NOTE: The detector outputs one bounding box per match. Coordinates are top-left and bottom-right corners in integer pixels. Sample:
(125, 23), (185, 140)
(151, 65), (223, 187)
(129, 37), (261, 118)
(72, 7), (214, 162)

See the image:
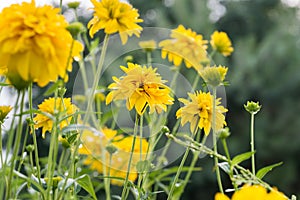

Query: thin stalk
(167, 125), (199, 200)
(121, 114), (139, 199)
(0, 125), (3, 166)
(212, 87), (223, 193)
(137, 115), (144, 189)
(250, 113), (255, 175)
(6, 90), (25, 199)
(29, 84), (42, 185)
(83, 34), (110, 125)
(105, 154), (112, 200)
(146, 52), (152, 66)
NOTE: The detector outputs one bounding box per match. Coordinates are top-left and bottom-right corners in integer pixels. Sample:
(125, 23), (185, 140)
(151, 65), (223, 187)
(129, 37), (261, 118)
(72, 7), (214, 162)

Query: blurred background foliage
(129, 0), (300, 198)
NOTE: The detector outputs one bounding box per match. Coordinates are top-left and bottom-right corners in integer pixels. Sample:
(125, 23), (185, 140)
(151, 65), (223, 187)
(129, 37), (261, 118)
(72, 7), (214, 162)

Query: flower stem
(212, 87), (223, 193)
(121, 114), (139, 199)
(250, 113), (255, 175)
(83, 34), (110, 126)
(29, 84), (42, 185)
(6, 90), (25, 199)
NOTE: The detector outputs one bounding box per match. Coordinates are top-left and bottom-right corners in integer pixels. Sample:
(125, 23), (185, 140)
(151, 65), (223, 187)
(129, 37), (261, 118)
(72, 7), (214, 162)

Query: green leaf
(231, 151), (255, 166)
(76, 174), (97, 200)
(43, 80), (63, 96)
(256, 162), (283, 179)
(0, 82), (10, 86)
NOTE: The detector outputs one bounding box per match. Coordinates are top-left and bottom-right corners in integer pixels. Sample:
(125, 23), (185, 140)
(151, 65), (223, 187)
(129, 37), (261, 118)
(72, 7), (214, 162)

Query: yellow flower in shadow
(79, 127), (149, 186)
(159, 25), (209, 71)
(210, 31), (234, 56)
(0, 1), (83, 89)
(33, 98), (79, 138)
(215, 185), (288, 200)
(88, 0), (143, 45)
(0, 105), (12, 123)
(176, 91), (227, 135)
(106, 62), (174, 115)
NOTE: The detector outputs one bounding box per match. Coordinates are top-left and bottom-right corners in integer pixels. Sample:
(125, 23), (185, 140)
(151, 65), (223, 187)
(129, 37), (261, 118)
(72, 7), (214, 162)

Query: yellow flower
(106, 62), (174, 115)
(215, 185), (288, 200)
(210, 31), (234, 56)
(33, 98), (79, 138)
(0, 1), (83, 89)
(159, 25), (209, 71)
(176, 91), (227, 135)
(138, 40), (157, 52)
(0, 105), (12, 123)
(88, 0), (143, 45)
(214, 193), (230, 200)
(79, 127), (149, 186)
(199, 65), (228, 87)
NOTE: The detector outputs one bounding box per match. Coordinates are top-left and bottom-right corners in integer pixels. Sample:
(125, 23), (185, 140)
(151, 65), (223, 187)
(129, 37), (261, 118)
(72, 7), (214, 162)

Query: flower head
(79, 127), (149, 186)
(176, 91), (227, 135)
(0, 1), (83, 89)
(33, 98), (79, 138)
(159, 25), (209, 71)
(88, 0), (143, 45)
(199, 65), (228, 87)
(106, 63), (174, 115)
(0, 105), (12, 123)
(210, 31), (234, 56)
(215, 185), (288, 200)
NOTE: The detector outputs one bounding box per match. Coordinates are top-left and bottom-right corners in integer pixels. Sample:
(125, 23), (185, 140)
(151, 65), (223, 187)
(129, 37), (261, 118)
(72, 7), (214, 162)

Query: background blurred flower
(210, 31), (234, 57)
(106, 62), (174, 115)
(79, 127), (149, 186)
(176, 91), (227, 135)
(88, 0), (143, 44)
(138, 40), (157, 52)
(33, 98), (79, 138)
(159, 25), (209, 71)
(0, 1), (83, 89)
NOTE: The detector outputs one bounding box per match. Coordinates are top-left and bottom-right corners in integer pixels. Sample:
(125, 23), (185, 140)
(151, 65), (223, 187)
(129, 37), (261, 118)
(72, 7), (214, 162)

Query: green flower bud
(218, 127), (231, 139)
(67, 1), (80, 9)
(26, 144), (35, 152)
(106, 144), (118, 155)
(66, 22), (86, 38)
(161, 126), (170, 134)
(124, 55), (134, 63)
(244, 101), (261, 114)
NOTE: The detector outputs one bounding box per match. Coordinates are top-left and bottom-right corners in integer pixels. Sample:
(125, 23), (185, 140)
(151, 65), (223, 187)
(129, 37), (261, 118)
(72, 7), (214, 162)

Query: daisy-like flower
(199, 65), (228, 87)
(79, 127), (149, 186)
(176, 91), (227, 135)
(214, 185), (288, 200)
(0, 105), (12, 123)
(88, 0), (143, 45)
(106, 62), (174, 115)
(0, 1), (83, 89)
(210, 31), (234, 57)
(159, 25), (209, 71)
(33, 98), (79, 138)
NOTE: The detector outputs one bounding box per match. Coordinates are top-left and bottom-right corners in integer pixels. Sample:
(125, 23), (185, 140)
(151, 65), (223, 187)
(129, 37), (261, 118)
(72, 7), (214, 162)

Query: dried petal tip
(244, 101), (261, 114)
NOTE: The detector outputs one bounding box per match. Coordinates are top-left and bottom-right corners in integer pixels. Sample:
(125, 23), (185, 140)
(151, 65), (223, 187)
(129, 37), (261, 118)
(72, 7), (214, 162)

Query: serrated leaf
(76, 174), (97, 200)
(231, 151), (254, 166)
(256, 162), (283, 179)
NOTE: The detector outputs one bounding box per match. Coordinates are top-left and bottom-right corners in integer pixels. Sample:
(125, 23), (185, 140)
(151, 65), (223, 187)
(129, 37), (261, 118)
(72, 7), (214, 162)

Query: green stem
(250, 113), (255, 175)
(6, 90), (25, 199)
(83, 34), (110, 126)
(0, 125), (3, 167)
(167, 146), (190, 200)
(212, 87), (223, 193)
(29, 84), (42, 185)
(221, 138), (237, 190)
(121, 114), (139, 199)
(146, 51), (152, 66)
(105, 154), (112, 200)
